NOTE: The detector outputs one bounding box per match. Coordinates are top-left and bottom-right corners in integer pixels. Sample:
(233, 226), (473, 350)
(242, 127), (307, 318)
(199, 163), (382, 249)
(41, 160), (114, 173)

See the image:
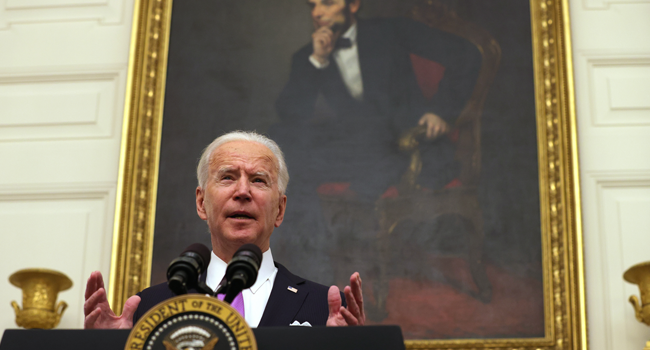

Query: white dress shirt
(205, 249), (278, 328)
(309, 24), (364, 100)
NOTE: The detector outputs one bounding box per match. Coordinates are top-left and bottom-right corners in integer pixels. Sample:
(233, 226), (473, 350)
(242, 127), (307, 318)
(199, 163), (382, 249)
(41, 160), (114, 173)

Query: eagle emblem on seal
(162, 325), (219, 350)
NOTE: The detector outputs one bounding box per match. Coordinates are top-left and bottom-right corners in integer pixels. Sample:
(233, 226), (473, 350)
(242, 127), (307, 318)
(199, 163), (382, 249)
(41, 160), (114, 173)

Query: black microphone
(216, 244), (262, 304)
(167, 243), (212, 296)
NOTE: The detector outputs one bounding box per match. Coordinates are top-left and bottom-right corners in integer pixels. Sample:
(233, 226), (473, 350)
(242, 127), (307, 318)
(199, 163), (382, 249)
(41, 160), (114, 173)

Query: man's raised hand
(83, 271), (140, 329)
(311, 26), (335, 65)
(326, 272), (365, 326)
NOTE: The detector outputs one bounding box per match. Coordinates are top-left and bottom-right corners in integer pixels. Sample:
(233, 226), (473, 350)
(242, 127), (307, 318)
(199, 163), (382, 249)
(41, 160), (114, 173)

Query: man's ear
(196, 187), (208, 221)
(274, 195), (287, 227)
(349, 0), (361, 15)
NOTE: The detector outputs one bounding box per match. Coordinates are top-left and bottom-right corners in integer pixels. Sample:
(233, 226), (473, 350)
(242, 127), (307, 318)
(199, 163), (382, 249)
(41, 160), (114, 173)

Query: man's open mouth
(229, 212), (254, 220)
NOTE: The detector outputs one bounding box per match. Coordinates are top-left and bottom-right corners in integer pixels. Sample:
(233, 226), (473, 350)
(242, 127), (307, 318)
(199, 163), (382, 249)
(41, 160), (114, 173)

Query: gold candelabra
(10, 268), (72, 329)
(624, 261), (650, 350)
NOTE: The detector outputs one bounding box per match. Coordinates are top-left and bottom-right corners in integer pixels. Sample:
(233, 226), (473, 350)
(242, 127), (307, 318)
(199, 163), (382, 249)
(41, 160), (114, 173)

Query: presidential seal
(124, 295), (256, 350)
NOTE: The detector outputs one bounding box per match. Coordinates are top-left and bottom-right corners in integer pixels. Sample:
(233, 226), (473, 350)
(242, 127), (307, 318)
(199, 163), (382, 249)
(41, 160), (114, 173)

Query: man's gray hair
(196, 131), (290, 194)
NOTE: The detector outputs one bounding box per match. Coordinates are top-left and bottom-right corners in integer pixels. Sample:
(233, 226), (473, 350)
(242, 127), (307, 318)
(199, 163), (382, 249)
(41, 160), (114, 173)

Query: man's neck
(212, 241), (269, 262)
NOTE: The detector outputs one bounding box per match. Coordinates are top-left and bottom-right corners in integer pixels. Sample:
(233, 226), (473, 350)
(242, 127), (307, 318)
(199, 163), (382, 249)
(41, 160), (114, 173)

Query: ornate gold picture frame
(109, 0), (586, 348)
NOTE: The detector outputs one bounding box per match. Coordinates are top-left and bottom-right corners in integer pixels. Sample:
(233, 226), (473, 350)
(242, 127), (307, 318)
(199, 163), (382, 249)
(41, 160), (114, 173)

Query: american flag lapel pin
(287, 286), (298, 293)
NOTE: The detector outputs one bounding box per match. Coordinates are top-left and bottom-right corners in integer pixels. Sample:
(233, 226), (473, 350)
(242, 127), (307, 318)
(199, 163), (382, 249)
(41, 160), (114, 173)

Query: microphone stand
(196, 281), (214, 296)
(215, 281), (244, 304)
(215, 271), (248, 304)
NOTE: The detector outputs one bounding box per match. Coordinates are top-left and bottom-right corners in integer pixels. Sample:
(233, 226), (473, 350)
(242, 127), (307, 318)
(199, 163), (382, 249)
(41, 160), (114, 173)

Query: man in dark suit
(83, 131), (365, 328)
(273, 0), (480, 198)
(269, 0), (480, 290)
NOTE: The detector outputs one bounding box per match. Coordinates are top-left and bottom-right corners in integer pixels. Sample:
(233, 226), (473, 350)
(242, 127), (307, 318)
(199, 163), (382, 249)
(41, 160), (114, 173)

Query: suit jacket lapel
(258, 263), (308, 327)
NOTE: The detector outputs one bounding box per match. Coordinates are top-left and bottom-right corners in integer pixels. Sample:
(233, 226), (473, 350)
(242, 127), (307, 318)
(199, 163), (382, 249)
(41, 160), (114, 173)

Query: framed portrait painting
(109, 0), (586, 348)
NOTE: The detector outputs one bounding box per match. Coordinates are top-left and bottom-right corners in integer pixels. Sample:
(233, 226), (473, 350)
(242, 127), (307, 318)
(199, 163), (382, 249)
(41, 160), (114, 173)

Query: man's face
(308, 0), (359, 33)
(196, 141), (287, 258)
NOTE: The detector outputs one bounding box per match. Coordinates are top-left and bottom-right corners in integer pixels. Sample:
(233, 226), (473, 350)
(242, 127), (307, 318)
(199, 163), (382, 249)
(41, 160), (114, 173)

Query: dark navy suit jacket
(133, 262), (344, 327)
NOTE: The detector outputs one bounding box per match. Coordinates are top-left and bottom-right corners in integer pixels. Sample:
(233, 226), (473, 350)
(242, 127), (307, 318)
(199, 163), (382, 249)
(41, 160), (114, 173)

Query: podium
(0, 326), (405, 350)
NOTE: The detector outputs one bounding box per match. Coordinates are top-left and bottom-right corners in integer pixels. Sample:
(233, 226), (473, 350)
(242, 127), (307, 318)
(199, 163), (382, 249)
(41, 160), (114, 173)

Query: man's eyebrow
(216, 166), (236, 176)
(252, 171), (271, 178)
(216, 168), (272, 179)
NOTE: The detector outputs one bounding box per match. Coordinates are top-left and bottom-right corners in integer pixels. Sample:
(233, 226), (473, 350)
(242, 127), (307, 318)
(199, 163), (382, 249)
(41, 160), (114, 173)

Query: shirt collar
(250, 248), (276, 293)
(206, 248), (276, 294)
(341, 23), (357, 45)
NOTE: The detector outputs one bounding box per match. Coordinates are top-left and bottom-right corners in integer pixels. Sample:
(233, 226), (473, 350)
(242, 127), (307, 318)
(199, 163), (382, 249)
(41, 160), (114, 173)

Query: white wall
(0, 0), (134, 331)
(570, 0), (650, 349)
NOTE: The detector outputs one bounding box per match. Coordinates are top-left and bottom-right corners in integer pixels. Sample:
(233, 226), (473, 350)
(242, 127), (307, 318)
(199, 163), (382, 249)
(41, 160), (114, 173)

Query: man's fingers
(313, 26), (334, 55)
(120, 295), (141, 328)
(322, 35), (332, 49)
(340, 307), (359, 326)
(83, 292), (138, 329)
(343, 286), (361, 320)
(425, 118), (436, 138)
(328, 285), (342, 316)
(350, 273), (362, 299)
(83, 288), (106, 316)
(317, 26), (333, 36)
(314, 33), (329, 44)
(321, 37), (331, 50)
(328, 276), (365, 327)
(85, 271), (104, 300)
(84, 308), (101, 329)
(418, 113), (450, 139)
(341, 272), (365, 325)
(350, 273), (364, 321)
(433, 125), (441, 137)
(313, 30), (333, 43)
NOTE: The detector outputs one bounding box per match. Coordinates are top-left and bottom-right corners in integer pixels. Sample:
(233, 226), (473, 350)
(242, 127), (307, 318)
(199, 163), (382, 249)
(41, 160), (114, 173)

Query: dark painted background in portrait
(151, 0), (542, 339)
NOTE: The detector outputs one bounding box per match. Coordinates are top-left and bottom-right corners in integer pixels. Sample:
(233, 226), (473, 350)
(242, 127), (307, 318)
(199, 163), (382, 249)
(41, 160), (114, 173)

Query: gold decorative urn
(10, 268), (72, 329)
(623, 261), (650, 350)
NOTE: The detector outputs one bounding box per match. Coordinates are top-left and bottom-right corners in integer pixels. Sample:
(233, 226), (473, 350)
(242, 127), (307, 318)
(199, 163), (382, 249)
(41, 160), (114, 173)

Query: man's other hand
(84, 271), (140, 329)
(311, 26), (335, 65)
(326, 272), (365, 326)
(418, 113), (450, 139)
